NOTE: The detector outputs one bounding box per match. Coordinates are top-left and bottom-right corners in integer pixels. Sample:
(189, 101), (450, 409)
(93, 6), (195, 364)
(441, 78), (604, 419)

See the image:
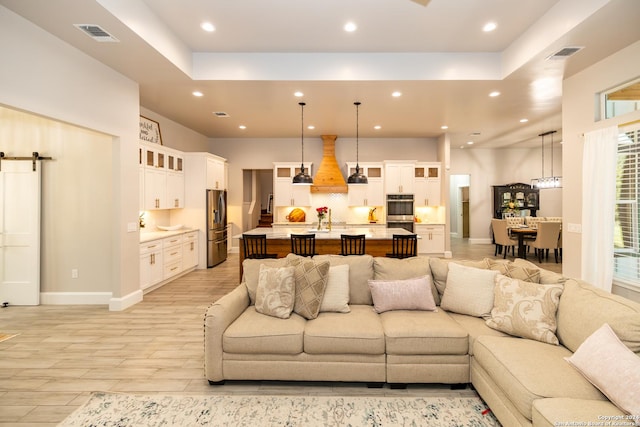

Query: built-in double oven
(386, 194), (414, 233)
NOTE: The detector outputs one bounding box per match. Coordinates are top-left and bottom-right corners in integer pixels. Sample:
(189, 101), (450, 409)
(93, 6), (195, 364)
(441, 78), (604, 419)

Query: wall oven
(386, 194), (414, 233)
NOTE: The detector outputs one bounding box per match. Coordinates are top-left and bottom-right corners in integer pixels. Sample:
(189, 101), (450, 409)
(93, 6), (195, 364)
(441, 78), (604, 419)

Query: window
(602, 78), (640, 120)
(614, 124), (640, 288)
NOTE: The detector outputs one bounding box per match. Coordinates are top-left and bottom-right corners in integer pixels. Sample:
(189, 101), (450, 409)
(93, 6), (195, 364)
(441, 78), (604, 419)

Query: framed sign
(139, 116), (162, 145)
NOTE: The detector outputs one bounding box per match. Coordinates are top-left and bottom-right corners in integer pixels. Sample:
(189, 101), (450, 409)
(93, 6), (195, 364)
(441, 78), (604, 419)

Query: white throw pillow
(319, 264), (351, 313)
(254, 265), (295, 319)
(440, 262), (498, 318)
(565, 323), (640, 419)
(368, 276), (437, 314)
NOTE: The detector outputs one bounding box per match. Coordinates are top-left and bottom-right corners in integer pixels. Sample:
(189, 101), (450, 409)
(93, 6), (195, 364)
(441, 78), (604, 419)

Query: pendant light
(347, 101), (368, 184)
(531, 130), (562, 189)
(292, 101), (313, 185)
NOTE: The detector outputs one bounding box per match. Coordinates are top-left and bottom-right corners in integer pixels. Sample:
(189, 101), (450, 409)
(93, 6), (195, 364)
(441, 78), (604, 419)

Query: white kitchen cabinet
(346, 162), (384, 207)
(163, 234), (183, 280)
(182, 231), (198, 270)
(206, 157), (226, 190)
(166, 171), (184, 208)
(415, 224), (445, 254)
(384, 162), (415, 194)
(273, 163), (312, 207)
(140, 143), (185, 210)
(414, 163), (441, 206)
(140, 240), (163, 290)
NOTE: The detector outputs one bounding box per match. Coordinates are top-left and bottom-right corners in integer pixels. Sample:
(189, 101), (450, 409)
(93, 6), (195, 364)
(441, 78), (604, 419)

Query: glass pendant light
(292, 102), (313, 185)
(347, 101), (368, 184)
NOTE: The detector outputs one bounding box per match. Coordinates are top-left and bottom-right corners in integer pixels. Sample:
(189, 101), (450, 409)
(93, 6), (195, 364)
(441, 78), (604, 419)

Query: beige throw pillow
(319, 264), (350, 313)
(287, 258), (330, 320)
(486, 275), (563, 345)
(565, 323), (640, 418)
(488, 260), (541, 283)
(368, 275), (437, 314)
(429, 258), (491, 298)
(254, 265), (295, 319)
(440, 263), (498, 318)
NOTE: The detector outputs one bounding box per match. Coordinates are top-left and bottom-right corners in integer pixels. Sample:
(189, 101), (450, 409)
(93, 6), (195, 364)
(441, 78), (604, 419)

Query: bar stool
(242, 234), (277, 259)
(386, 234), (417, 259)
(340, 234), (366, 255)
(290, 233), (316, 257)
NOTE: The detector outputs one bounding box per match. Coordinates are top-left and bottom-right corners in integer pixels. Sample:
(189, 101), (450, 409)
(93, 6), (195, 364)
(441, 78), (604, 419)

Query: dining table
(508, 227), (538, 259)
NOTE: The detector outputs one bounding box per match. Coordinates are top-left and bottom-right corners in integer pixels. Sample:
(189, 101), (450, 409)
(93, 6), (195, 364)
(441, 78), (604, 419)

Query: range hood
(311, 135), (348, 193)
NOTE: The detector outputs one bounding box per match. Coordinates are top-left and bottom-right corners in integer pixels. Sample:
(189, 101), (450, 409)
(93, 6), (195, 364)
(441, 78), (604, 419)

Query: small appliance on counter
(206, 189), (227, 267)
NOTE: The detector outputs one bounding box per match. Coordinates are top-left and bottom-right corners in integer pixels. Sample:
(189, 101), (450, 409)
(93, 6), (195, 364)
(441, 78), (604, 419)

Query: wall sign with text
(139, 116), (162, 145)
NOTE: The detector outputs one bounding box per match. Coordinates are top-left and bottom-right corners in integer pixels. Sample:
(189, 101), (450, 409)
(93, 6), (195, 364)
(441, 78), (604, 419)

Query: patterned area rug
(59, 392), (501, 426)
(0, 333), (17, 343)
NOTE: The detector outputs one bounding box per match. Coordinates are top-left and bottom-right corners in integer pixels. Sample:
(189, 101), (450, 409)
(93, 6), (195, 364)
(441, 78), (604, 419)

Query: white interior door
(0, 160), (41, 305)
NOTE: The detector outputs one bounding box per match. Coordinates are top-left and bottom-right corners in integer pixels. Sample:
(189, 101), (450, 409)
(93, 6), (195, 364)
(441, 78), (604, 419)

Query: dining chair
(491, 219), (518, 259)
(290, 233), (317, 257)
(505, 216), (524, 229)
(386, 234), (417, 259)
(527, 221), (562, 263)
(242, 234), (277, 260)
(340, 234), (366, 255)
(525, 216), (544, 229)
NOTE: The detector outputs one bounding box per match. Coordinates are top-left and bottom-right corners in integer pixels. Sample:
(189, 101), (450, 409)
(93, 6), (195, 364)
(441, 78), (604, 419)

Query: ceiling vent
(213, 112), (230, 118)
(546, 46), (583, 60)
(74, 24), (119, 42)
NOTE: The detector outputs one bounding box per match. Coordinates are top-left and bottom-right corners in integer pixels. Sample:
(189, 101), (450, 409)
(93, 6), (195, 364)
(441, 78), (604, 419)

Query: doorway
(450, 175), (470, 239)
(242, 169), (273, 231)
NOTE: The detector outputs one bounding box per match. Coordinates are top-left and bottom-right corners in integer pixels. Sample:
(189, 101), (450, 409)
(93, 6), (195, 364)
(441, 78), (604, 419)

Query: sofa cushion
(429, 258), (491, 298)
(473, 335), (605, 421)
(255, 265), (296, 319)
(368, 276), (437, 313)
(313, 255), (374, 305)
(223, 307), (306, 354)
(440, 263), (498, 318)
(488, 260), (541, 283)
(286, 257), (330, 320)
(565, 323), (640, 416)
(319, 264), (350, 313)
(304, 305), (385, 355)
(513, 258), (567, 285)
(532, 398), (626, 427)
(447, 312), (508, 356)
(380, 309), (468, 355)
(486, 275), (563, 345)
(373, 256), (439, 304)
(557, 279), (640, 355)
(242, 258), (289, 304)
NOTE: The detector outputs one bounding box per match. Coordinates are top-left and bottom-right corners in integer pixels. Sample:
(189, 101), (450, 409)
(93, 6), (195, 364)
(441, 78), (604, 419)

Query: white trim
(468, 238), (493, 245)
(444, 251), (453, 259)
(109, 289), (143, 311)
(40, 291), (112, 305)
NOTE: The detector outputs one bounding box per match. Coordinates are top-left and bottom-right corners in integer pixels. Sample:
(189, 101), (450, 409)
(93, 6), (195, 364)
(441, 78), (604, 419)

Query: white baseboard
(109, 289), (143, 311)
(468, 238), (493, 245)
(40, 292), (112, 305)
(444, 251), (453, 258)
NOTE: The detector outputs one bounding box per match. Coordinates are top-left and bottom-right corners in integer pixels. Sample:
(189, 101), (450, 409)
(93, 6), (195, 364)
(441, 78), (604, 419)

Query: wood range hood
(311, 135), (348, 193)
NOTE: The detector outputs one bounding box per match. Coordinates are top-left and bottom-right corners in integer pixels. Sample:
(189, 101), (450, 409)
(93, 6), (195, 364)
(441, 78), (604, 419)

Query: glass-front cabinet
(492, 183), (539, 218)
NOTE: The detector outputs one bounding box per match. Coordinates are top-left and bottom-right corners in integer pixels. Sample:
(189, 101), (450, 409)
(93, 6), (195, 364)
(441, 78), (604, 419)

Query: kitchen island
(235, 227), (415, 276)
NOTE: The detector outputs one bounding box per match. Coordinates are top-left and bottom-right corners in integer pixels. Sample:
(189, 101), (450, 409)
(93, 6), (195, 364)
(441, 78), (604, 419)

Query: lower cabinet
(140, 230), (199, 292)
(140, 240), (163, 290)
(182, 231), (198, 270)
(416, 224), (445, 254)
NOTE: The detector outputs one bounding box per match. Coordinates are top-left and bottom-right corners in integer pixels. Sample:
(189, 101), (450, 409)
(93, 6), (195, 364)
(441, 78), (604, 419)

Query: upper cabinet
(346, 162), (384, 207)
(273, 163), (312, 207)
(384, 161), (415, 194)
(492, 183), (539, 218)
(140, 143), (184, 210)
(414, 162), (441, 206)
(206, 156), (226, 190)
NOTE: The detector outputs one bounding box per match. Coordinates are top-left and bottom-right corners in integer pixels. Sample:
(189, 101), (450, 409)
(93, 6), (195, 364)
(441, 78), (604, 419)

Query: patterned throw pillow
(255, 265), (295, 319)
(287, 258), (330, 320)
(488, 260), (541, 283)
(486, 275), (563, 345)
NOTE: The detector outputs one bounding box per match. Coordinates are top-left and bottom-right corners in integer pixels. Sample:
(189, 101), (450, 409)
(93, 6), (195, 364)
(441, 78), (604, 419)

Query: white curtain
(581, 126), (619, 291)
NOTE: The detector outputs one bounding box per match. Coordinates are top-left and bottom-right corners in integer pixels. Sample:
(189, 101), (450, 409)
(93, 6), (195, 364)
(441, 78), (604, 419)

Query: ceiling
(2, 0), (640, 148)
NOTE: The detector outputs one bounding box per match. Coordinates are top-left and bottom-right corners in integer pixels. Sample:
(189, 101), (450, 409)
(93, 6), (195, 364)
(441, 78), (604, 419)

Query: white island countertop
(234, 227), (415, 240)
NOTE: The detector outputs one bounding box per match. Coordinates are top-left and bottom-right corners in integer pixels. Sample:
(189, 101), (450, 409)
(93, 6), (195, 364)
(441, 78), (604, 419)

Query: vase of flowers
(316, 206), (328, 230)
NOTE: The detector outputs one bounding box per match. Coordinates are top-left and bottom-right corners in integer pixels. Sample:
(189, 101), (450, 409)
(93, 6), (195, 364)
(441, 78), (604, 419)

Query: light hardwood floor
(0, 238), (560, 425)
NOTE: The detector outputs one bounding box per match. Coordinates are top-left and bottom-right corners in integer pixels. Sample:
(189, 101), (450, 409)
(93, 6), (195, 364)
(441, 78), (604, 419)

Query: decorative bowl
(157, 224), (183, 231)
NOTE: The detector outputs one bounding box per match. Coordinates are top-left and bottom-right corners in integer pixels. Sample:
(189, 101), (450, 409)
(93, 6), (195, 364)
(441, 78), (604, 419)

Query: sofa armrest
(204, 284), (250, 382)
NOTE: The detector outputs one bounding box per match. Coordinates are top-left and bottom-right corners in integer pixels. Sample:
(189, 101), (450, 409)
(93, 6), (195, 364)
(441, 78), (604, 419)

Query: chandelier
(531, 130), (562, 189)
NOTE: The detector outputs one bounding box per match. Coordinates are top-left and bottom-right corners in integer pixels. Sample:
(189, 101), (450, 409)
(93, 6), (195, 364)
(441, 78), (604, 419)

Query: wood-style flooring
(0, 238), (560, 425)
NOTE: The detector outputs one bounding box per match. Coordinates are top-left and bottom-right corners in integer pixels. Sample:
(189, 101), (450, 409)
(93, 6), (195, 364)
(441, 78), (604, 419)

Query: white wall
(140, 107), (209, 153)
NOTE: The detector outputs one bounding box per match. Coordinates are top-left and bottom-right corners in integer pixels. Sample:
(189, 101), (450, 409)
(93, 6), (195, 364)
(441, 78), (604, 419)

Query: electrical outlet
(71, 269), (78, 279)
(567, 223), (582, 233)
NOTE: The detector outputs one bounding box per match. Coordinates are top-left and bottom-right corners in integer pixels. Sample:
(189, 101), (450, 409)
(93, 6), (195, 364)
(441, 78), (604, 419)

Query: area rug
(0, 333), (17, 343)
(59, 392), (500, 426)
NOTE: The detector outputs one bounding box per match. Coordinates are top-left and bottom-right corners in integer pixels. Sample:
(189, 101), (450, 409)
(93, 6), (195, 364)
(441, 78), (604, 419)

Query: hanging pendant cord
(299, 102), (305, 169)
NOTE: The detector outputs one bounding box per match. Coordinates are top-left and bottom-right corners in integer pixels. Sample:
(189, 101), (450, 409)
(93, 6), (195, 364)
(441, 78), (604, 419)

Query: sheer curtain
(581, 126), (619, 291)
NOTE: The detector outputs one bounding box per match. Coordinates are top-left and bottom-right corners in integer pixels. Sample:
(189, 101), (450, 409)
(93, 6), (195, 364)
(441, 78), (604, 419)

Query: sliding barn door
(0, 161), (41, 305)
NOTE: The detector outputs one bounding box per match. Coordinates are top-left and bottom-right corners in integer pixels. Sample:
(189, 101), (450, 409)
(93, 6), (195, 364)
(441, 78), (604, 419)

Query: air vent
(546, 46), (583, 60)
(213, 112), (230, 118)
(74, 24), (119, 42)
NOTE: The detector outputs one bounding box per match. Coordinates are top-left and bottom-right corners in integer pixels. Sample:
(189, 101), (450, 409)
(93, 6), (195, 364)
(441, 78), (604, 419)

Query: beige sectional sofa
(204, 254), (640, 427)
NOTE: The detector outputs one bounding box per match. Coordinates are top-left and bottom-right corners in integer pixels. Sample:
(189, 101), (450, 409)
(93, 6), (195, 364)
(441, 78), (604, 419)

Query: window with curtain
(614, 124), (640, 289)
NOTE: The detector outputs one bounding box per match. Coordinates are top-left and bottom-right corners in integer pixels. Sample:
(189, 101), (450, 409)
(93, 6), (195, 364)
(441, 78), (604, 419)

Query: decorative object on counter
(531, 130), (562, 189)
(368, 207), (377, 223)
(292, 102), (313, 185)
(316, 206), (328, 230)
(286, 208), (306, 222)
(347, 101), (368, 184)
(139, 212), (145, 228)
(157, 224), (183, 231)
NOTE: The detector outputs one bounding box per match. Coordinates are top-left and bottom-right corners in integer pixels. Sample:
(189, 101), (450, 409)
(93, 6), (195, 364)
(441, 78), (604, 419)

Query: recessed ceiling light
(238, 125), (246, 130)
(374, 125), (382, 130)
(467, 141), (474, 145)
(489, 91), (500, 97)
(294, 91), (304, 97)
(483, 22), (497, 32)
(392, 91), (402, 97)
(201, 22), (215, 32)
(192, 91), (203, 97)
(441, 125), (448, 130)
(344, 22), (357, 32)
(307, 125), (315, 130)
(520, 118), (529, 123)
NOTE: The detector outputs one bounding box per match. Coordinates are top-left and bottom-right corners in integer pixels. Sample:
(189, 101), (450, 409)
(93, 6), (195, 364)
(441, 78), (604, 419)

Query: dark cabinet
(492, 183), (539, 218)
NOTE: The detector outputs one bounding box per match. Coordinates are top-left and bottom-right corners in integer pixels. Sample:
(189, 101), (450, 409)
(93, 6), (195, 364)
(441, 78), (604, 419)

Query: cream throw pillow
(486, 275), (563, 345)
(319, 264), (350, 313)
(287, 258), (330, 320)
(254, 265), (295, 319)
(440, 263), (498, 318)
(565, 323), (640, 418)
(368, 275), (437, 314)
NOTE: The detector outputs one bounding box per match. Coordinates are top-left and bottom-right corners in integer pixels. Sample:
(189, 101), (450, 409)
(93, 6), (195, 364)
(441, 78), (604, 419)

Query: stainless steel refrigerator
(206, 189), (227, 267)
